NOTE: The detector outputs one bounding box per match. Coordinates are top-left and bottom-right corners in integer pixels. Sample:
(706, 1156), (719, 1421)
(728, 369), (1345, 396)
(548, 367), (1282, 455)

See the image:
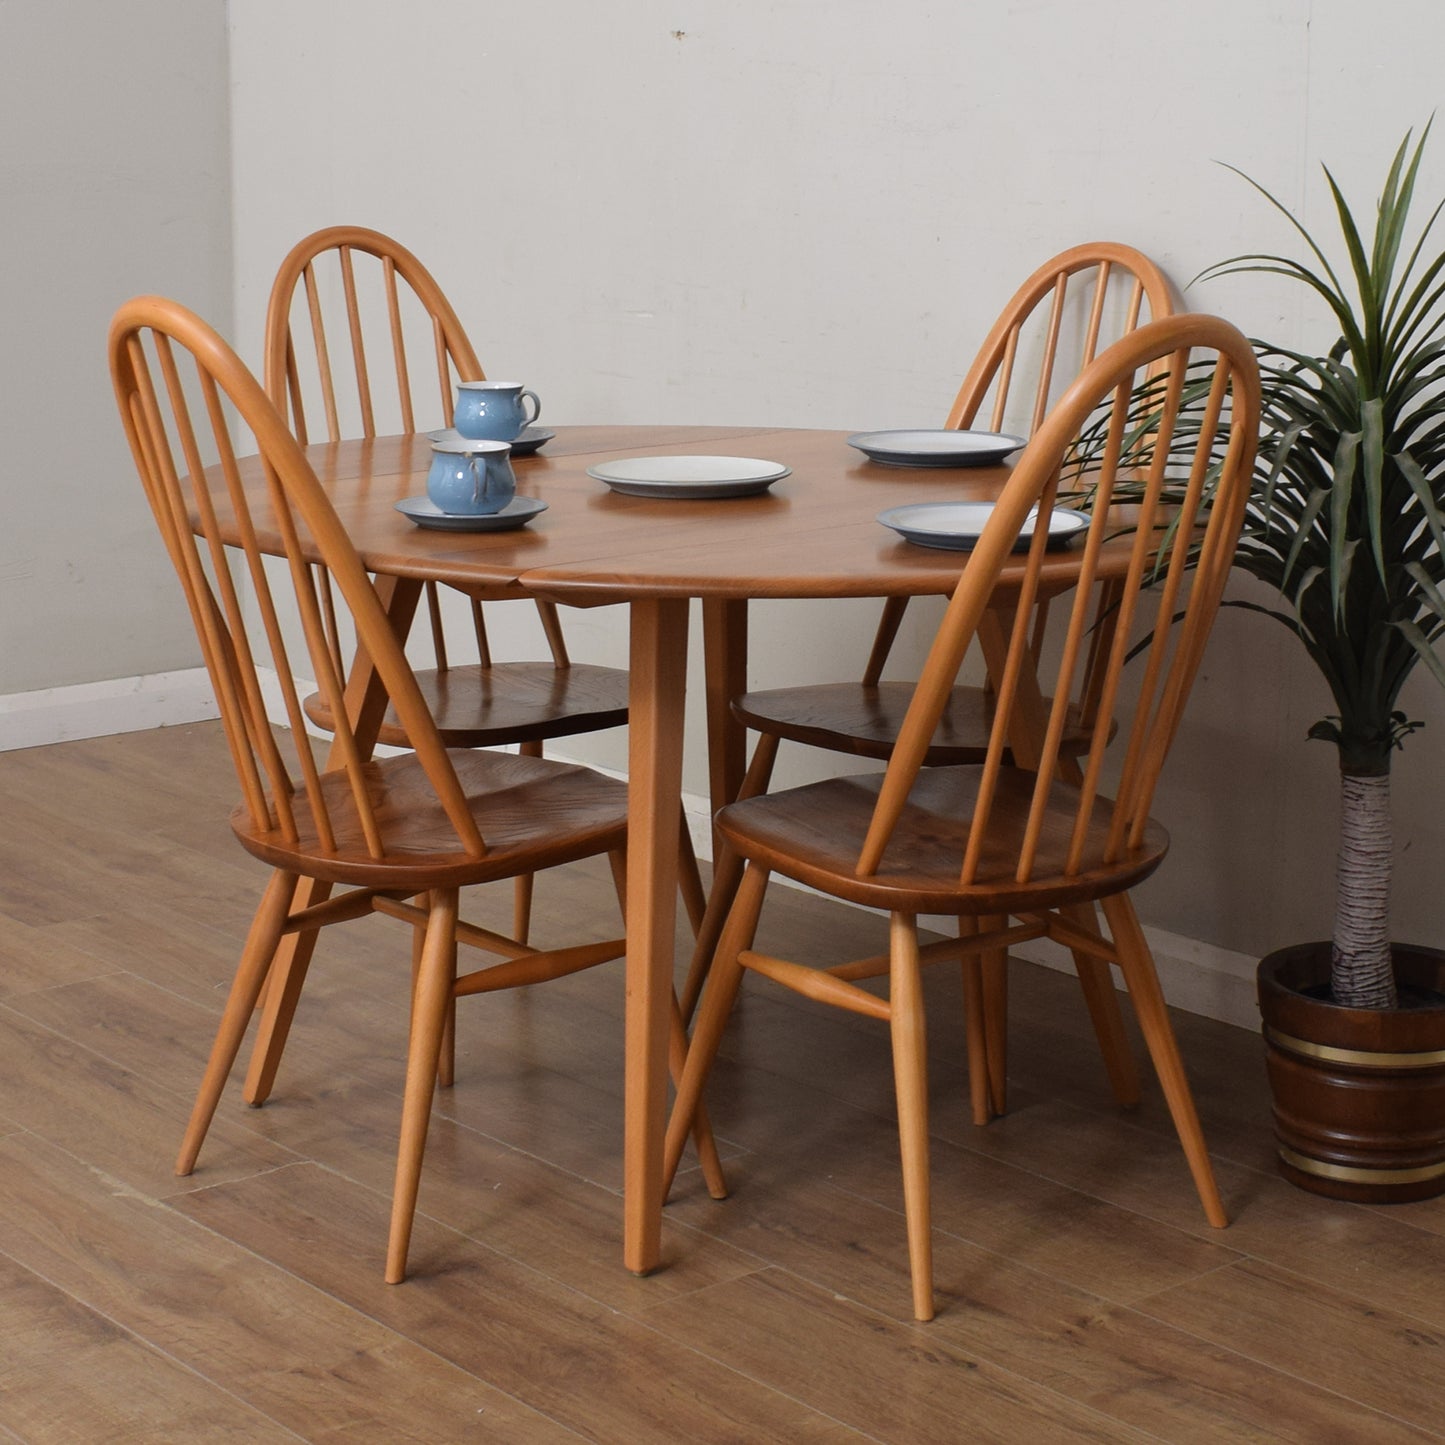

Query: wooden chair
(259, 227), (705, 1100)
(666, 313), (1260, 1320)
(264, 225), (636, 940)
(109, 294), (720, 1283)
(684, 244), (1177, 1118)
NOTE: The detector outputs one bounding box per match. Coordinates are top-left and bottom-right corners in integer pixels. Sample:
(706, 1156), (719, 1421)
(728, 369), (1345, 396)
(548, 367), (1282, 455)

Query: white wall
(225, 0), (1445, 968)
(0, 0), (231, 694)
(12, 1), (1443, 980)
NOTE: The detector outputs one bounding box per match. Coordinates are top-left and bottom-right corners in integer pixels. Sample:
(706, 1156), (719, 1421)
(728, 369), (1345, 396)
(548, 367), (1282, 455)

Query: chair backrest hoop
(263, 226), (572, 673)
(263, 224), (485, 445)
(860, 243), (1175, 689)
(946, 241), (1176, 438)
(858, 313), (1259, 888)
(109, 293), (487, 861)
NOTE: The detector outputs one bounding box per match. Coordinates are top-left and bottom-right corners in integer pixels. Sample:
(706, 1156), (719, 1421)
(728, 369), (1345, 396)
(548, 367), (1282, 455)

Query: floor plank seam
(0, 959), (131, 1005)
(0, 994), (267, 1130)
(144, 1168), (590, 1438)
(1143, 1247), (1445, 1348)
(1025, 1089), (1281, 1176)
(937, 1287), (1433, 1445)
(910, 1124), (1254, 1247)
(942, 1088), (1445, 1259)
(423, 1102), (639, 1198)
(636, 1264), (1176, 1445)
(0, 1227), (310, 1443)
(814, 1161), (1254, 1312)
(810, 1172), (1236, 1316)
(159, 1154), (315, 1200)
(623, 1273), (894, 1444)
(1125, 1250), (1445, 1439)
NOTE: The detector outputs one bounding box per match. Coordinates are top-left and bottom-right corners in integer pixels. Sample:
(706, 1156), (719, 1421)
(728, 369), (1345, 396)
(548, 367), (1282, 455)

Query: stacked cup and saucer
(395, 382), (552, 532)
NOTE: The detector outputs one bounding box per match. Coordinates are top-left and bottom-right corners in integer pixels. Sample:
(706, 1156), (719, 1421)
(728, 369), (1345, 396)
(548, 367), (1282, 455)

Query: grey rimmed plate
(587, 455), (791, 499)
(877, 502), (1087, 552)
(848, 429), (1025, 468)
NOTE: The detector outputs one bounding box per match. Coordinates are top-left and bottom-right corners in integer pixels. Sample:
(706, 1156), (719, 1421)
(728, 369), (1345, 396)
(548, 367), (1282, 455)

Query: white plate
(877, 502), (1088, 552)
(586, 455), (791, 499)
(426, 426), (556, 456)
(395, 495), (548, 532)
(848, 429), (1025, 469)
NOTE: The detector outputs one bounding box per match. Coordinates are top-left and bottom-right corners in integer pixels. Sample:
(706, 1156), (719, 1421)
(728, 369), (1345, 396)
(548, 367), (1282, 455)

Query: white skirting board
(994, 924), (1260, 1031)
(0, 668), (1259, 1030)
(0, 668), (219, 752)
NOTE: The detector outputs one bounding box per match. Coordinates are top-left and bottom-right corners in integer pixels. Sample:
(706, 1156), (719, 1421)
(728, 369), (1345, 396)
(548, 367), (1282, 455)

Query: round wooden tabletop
(278, 424), (1121, 605)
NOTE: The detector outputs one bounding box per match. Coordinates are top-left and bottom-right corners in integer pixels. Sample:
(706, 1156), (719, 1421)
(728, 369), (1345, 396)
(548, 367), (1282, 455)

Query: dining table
(230, 421), (1132, 1276)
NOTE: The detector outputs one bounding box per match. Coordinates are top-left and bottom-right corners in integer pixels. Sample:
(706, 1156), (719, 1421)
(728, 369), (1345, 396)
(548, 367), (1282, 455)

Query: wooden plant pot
(1258, 942), (1445, 1203)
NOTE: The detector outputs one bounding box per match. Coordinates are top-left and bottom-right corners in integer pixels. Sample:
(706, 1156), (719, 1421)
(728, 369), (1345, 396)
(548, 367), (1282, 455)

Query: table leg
(625, 597), (689, 1274)
(977, 606), (1048, 773)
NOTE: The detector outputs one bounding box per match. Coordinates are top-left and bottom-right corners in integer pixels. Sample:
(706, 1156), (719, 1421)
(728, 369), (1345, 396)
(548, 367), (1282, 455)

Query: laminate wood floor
(0, 723), (1441, 1442)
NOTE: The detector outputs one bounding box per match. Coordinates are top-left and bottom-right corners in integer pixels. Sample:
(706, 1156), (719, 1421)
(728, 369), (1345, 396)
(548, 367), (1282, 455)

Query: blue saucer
(395, 495), (548, 532)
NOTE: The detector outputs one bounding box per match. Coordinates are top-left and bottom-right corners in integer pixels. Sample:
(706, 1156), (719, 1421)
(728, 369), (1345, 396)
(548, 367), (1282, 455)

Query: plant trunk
(1331, 768), (1398, 1009)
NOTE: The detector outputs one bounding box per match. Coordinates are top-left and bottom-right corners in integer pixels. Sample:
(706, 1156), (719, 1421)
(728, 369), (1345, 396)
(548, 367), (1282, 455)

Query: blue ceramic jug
(426, 438), (516, 514)
(453, 381), (542, 441)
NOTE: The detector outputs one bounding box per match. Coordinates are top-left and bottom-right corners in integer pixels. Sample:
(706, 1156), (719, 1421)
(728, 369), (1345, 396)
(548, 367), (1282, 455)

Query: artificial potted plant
(1201, 129), (1445, 1201)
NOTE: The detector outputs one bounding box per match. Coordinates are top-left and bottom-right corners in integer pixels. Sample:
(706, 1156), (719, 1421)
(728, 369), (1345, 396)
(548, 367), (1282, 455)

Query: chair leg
(889, 912), (934, 1323)
(979, 915), (1009, 1116)
(679, 731), (779, 1023)
(513, 740), (544, 945)
(609, 847), (726, 1197)
(677, 819), (707, 937)
(242, 877), (326, 1106)
(387, 888), (459, 1284)
(607, 847), (628, 920)
(410, 915), (457, 1090)
(511, 872), (535, 948)
(1061, 901), (1141, 1108)
(177, 870), (297, 1175)
(670, 994), (729, 1200)
(664, 864), (770, 1195)
(958, 918), (993, 1126)
(1099, 892), (1227, 1228)
(680, 843), (744, 1023)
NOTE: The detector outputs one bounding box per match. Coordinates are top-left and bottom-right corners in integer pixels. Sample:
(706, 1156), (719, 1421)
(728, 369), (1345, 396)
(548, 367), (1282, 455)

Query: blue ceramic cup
(426, 437), (516, 515)
(453, 381), (542, 441)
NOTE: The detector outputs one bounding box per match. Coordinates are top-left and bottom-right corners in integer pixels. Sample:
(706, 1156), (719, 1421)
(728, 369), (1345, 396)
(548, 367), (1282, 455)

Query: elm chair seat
(233, 749), (629, 888)
(731, 681), (1100, 766)
(302, 659), (631, 750)
(714, 767), (1170, 916)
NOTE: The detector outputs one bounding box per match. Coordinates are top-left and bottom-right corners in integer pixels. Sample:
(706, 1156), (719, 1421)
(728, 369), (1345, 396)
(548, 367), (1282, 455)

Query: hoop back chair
(265, 225), (630, 761)
(687, 244), (1177, 1114)
(259, 229), (714, 1098)
(667, 313), (1260, 1321)
(109, 294), (715, 1283)
(732, 242), (1175, 769)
